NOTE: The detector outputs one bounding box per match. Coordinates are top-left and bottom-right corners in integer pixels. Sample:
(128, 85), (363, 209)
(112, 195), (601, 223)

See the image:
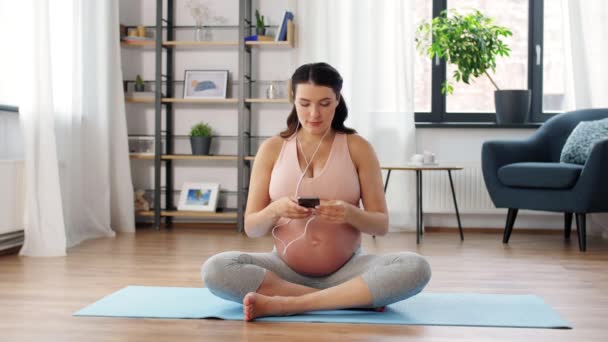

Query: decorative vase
(494, 90), (531, 124)
(194, 24), (205, 41)
(256, 27), (266, 36)
(266, 83), (277, 99)
(190, 136), (211, 155)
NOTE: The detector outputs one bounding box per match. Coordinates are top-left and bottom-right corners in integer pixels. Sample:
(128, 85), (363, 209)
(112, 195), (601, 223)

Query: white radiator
(422, 163), (500, 214)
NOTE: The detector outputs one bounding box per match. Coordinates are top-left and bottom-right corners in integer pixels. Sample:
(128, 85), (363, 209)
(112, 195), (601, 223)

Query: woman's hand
(314, 200), (356, 224)
(270, 197), (313, 219)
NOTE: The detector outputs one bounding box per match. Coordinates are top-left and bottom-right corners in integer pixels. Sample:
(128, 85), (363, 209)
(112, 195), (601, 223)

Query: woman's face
(294, 83), (339, 136)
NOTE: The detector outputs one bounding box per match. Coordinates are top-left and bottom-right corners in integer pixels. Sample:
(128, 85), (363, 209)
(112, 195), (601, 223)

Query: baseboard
(136, 222), (238, 230)
(425, 227), (562, 234)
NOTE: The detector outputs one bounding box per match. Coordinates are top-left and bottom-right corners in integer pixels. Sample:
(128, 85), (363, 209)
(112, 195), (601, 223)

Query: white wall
(0, 109), (25, 234)
(0, 110), (23, 160)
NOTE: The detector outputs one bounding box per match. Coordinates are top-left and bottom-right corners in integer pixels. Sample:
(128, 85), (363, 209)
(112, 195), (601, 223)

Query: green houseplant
(190, 122), (212, 155)
(416, 9), (530, 124)
(255, 10), (265, 35)
(134, 74), (145, 92)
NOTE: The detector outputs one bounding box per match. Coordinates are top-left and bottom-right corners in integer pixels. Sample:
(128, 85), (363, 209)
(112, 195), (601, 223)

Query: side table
(381, 164), (464, 243)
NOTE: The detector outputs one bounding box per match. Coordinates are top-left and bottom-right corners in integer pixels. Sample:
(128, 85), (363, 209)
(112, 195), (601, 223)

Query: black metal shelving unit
(237, 0), (253, 233)
(125, 0), (292, 232)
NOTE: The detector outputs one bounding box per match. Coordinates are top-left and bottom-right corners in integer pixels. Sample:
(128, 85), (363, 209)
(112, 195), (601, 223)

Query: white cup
(410, 154), (424, 164)
(423, 151), (435, 164)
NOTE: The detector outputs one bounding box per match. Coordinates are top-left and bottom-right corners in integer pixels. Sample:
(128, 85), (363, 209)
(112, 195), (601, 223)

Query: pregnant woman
(202, 62), (431, 321)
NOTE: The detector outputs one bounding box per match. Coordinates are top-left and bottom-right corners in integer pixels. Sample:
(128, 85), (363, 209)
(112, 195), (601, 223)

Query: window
(446, 0), (528, 114)
(415, 0), (563, 123)
(542, 2), (566, 113)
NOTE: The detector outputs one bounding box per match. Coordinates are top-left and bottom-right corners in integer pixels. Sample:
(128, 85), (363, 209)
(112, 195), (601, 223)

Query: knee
(396, 252), (432, 289)
(201, 251), (239, 290)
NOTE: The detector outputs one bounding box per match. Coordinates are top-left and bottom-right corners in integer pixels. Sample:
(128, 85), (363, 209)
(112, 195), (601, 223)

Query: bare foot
(243, 292), (289, 321)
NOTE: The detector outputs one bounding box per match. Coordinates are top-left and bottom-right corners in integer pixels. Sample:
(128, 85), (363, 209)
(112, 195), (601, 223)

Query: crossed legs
(202, 250), (431, 321)
(245, 271), (373, 321)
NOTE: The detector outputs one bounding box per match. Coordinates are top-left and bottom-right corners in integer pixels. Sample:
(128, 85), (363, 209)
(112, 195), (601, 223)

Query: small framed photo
(128, 136), (165, 155)
(178, 182), (220, 212)
(183, 70), (228, 99)
(128, 136), (155, 155)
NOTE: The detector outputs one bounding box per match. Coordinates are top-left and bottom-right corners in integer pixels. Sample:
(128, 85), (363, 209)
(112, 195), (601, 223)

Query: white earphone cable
(271, 122), (331, 255)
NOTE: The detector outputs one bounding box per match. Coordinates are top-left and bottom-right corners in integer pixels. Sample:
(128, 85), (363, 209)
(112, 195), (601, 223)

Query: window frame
(415, 0), (555, 124)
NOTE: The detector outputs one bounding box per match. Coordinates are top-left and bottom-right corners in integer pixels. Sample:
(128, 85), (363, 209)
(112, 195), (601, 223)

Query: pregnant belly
(273, 219), (361, 276)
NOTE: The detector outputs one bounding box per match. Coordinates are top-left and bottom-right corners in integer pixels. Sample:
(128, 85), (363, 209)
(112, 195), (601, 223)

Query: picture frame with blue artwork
(177, 182), (220, 212)
(183, 70), (228, 99)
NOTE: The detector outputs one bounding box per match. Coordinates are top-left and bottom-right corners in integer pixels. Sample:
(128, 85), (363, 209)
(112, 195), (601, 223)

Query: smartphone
(297, 197), (320, 208)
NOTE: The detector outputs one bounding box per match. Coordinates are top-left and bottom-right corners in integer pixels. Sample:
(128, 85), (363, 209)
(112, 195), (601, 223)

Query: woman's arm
(244, 137), (311, 238)
(315, 134), (389, 236)
(244, 137), (282, 238)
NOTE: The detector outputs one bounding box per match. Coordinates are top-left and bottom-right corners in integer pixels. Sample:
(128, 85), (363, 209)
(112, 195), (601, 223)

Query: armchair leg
(564, 212), (573, 240)
(503, 208), (518, 244)
(575, 213), (587, 252)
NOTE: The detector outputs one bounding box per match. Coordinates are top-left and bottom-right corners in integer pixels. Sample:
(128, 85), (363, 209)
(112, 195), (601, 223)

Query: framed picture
(183, 70), (228, 99)
(128, 136), (155, 155)
(178, 182), (220, 212)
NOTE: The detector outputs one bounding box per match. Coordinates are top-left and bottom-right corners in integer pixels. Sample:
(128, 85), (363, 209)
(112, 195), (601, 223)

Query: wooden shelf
(136, 210), (238, 219)
(125, 97), (154, 103)
(246, 21), (295, 48)
(121, 22), (294, 49)
(164, 41), (238, 47)
(129, 154), (154, 160)
(121, 40), (155, 48)
(162, 98), (238, 104)
(162, 154), (238, 161)
(122, 40), (292, 48)
(131, 154), (253, 161)
(245, 40), (294, 47)
(245, 98), (290, 104)
(125, 97), (238, 104)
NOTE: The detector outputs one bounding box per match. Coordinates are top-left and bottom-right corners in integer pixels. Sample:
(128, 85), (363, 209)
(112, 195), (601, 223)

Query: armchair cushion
(498, 162), (583, 189)
(560, 118), (608, 164)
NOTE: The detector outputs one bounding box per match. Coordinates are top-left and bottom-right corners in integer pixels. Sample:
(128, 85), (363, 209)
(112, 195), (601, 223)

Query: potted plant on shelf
(134, 74), (146, 92)
(416, 9), (530, 124)
(190, 122), (212, 155)
(255, 10), (266, 36)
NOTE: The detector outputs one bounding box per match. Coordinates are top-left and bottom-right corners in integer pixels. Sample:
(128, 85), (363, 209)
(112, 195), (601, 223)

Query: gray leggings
(201, 248), (431, 307)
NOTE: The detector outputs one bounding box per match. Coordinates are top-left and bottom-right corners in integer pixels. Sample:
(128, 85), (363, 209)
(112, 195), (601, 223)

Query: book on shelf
(275, 11), (294, 41)
(244, 35), (274, 42)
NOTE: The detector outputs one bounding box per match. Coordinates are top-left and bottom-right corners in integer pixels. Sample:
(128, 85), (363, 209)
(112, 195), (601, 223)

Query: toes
(243, 293), (256, 321)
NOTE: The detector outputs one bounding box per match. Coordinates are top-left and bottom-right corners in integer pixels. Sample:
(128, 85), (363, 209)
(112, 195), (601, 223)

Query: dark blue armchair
(482, 109), (608, 251)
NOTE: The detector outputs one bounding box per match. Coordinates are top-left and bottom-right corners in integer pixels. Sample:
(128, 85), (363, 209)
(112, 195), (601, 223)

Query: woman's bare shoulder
(256, 135), (286, 165)
(346, 133), (373, 153)
(346, 133), (377, 165)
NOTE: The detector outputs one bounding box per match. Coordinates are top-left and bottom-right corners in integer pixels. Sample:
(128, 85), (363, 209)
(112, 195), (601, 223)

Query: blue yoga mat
(74, 286), (570, 329)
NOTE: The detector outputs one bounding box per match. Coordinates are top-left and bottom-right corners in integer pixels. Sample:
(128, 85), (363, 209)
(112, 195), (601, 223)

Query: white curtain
(563, 0), (608, 238)
(295, 0), (417, 230)
(12, 0), (135, 256)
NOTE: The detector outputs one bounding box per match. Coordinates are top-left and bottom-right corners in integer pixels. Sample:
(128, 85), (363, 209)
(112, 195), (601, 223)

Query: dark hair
(279, 62), (356, 138)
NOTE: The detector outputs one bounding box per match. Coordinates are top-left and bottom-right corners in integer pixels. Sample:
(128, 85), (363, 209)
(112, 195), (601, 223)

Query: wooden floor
(2, 227), (608, 342)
